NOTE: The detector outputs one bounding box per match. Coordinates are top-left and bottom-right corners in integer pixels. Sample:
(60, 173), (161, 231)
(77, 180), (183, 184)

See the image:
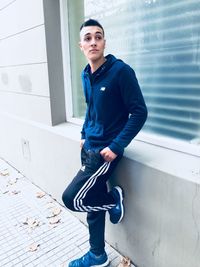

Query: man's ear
(79, 41), (83, 51)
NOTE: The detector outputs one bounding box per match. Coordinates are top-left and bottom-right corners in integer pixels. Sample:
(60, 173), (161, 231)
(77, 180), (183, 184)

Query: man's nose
(91, 38), (97, 46)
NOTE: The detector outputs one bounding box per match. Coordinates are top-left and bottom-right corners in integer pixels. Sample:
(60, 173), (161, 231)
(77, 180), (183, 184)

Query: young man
(62, 19), (147, 267)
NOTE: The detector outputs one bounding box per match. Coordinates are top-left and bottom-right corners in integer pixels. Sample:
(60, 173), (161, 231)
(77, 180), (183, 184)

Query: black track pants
(62, 147), (122, 255)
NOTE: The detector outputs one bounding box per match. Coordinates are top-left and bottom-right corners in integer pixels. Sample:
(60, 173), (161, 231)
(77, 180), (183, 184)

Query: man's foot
(109, 186), (124, 224)
(68, 251), (109, 267)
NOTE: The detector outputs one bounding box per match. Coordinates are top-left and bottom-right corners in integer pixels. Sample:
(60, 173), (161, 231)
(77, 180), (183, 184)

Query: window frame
(59, 0), (200, 157)
(59, 0), (73, 122)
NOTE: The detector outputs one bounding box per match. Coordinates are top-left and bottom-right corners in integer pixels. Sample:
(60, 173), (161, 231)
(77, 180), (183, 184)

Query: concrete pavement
(0, 158), (129, 267)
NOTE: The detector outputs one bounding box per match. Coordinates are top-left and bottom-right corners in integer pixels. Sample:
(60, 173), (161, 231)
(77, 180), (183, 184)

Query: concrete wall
(106, 151), (200, 267)
(0, 1), (200, 267)
(0, 0), (51, 124)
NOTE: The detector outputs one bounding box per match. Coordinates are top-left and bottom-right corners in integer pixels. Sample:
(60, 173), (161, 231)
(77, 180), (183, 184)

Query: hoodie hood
(83, 54), (120, 77)
(81, 54), (121, 103)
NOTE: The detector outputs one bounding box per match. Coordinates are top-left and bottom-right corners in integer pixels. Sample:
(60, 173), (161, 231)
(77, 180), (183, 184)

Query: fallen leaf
(2, 190), (9, 194)
(10, 190), (21, 195)
(52, 207), (62, 216)
(49, 216), (61, 224)
(118, 256), (131, 267)
(23, 218), (40, 229)
(8, 178), (17, 185)
(28, 243), (40, 252)
(0, 169), (9, 176)
(47, 207), (62, 218)
(36, 191), (46, 198)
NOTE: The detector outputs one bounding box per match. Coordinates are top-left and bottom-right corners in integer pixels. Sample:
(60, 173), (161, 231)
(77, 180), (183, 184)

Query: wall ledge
(2, 111), (200, 185)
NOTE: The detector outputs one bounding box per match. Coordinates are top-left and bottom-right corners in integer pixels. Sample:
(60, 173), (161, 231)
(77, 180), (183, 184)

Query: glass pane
(69, 0), (200, 144)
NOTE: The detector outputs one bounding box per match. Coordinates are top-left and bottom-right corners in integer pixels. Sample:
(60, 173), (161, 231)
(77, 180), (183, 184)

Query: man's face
(79, 26), (106, 62)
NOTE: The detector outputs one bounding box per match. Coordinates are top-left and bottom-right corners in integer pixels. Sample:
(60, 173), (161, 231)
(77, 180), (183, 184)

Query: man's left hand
(100, 147), (117, 162)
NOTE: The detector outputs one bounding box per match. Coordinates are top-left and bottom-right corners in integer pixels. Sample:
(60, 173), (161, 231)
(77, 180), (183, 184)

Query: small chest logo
(100, 87), (106, 91)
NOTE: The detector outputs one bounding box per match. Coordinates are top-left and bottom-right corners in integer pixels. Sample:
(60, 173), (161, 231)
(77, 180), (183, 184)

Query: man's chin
(88, 54), (103, 62)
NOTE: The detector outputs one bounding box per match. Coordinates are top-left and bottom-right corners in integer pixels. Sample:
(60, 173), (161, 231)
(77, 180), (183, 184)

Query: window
(65, 0), (200, 154)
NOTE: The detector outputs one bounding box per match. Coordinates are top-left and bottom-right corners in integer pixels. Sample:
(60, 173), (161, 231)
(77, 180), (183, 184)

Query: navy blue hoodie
(81, 54), (147, 155)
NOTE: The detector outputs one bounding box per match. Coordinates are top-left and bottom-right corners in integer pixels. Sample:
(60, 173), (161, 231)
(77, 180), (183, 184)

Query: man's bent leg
(62, 149), (119, 212)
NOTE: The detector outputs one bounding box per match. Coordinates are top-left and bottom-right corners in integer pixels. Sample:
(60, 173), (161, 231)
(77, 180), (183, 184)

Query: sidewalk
(0, 158), (128, 267)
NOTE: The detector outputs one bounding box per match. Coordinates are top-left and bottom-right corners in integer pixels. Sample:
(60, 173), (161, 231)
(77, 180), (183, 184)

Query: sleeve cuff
(109, 142), (124, 156)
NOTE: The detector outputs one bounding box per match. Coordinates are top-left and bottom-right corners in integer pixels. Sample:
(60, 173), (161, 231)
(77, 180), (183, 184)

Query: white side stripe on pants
(73, 161), (111, 212)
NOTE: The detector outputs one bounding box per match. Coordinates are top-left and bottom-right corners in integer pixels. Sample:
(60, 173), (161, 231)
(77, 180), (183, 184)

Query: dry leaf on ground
(47, 207), (62, 218)
(52, 207), (62, 216)
(118, 256), (131, 267)
(49, 216), (61, 224)
(23, 217), (40, 229)
(0, 169), (10, 176)
(10, 190), (21, 195)
(28, 243), (40, 252)
(2, 190), (9, 194)
(36, 191), (46, 198)
(8, 178), (17, 185)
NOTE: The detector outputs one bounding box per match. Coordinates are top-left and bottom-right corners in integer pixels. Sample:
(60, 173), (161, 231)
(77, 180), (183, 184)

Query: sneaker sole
(91, 258), (110, 267)
(114, 186), (124, 223)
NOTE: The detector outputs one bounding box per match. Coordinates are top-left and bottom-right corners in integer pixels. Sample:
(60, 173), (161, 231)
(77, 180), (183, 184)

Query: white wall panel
(0, 63), (50, 96)
(0, 0), (44, 39)
(0, 91), (51, 124)
(0, 25), (47, 66)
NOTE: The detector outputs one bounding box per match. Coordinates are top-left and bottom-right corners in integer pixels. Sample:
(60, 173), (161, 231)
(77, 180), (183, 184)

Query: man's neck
(89, 57), (106, 73)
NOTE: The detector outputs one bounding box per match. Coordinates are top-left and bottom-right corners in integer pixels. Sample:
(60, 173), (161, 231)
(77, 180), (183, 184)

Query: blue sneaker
(109, 186), (124, 224)
(68, 251), (109, 267)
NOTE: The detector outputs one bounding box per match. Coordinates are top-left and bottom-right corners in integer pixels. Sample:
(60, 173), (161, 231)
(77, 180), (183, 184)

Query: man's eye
(84, 37), (91, 41)
(96, 36), (102, 40)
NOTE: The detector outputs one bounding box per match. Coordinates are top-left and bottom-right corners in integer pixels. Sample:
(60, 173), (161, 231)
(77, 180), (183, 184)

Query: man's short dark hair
(80, 19), (104, 36)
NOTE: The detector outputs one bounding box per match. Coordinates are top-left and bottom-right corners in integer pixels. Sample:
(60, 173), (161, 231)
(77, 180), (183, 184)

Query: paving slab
(0, 158), (131, 267)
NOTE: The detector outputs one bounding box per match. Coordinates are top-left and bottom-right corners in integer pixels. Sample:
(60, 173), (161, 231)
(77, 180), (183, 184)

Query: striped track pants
(62, 147), (121, 213)
(62, 147), (122, 255)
